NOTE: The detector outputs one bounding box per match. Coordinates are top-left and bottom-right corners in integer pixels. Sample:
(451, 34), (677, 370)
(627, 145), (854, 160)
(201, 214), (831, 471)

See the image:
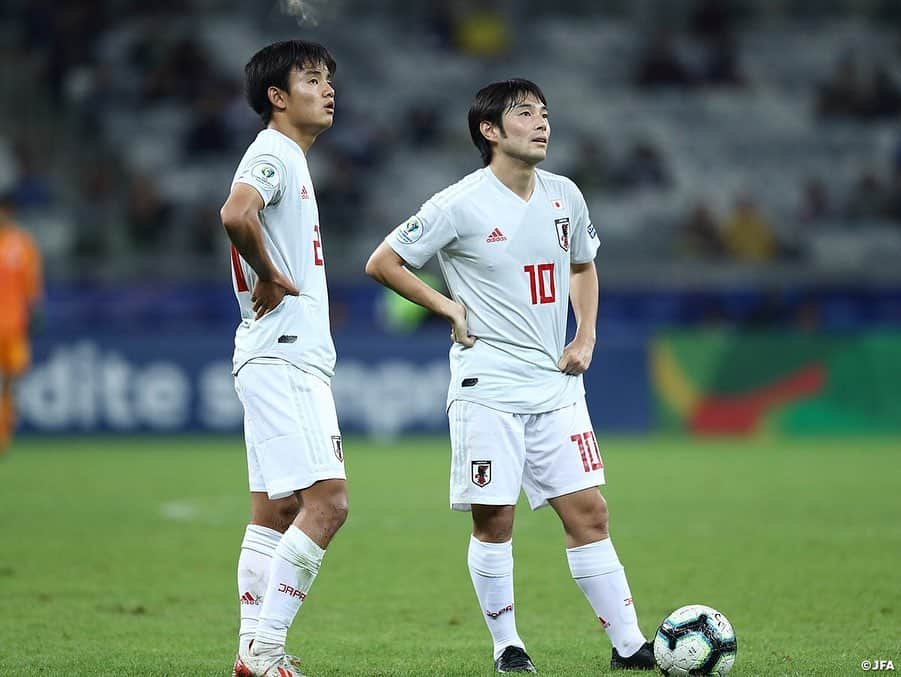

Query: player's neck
(488, 157), (536, 201)
(267, 120), (317, 153)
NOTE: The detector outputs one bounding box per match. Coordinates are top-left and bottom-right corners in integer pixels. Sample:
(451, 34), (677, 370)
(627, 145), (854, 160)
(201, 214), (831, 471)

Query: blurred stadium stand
(2, 0), (900, 435)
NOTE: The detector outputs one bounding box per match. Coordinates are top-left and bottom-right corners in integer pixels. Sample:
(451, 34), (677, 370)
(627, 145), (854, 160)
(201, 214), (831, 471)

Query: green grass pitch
(0, 435), (898, 676)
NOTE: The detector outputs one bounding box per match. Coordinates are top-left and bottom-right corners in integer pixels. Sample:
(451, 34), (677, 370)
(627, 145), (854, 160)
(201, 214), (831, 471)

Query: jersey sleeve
(568, 184), (599, 264)
(386, 198), (457, 269)
(233, 152), (288, 207)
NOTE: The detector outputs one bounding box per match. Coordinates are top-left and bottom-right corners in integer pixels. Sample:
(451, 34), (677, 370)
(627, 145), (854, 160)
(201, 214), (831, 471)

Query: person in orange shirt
(0, 196), (42, 453)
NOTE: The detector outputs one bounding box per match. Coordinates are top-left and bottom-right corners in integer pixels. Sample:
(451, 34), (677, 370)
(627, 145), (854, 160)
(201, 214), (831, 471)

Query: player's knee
(472, 506), (514, 542)
(276, 498), (301, 531)
(591, 494), (610, 535)
(329, 497), (349, 530)
(319, 493), (348, 534)
(252, 495), (300, 532)
(567, 493), (608, 541)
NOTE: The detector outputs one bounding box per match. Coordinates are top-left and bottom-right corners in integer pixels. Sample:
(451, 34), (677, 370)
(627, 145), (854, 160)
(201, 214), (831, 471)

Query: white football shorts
(234, 361), (345, 499)
(448, 398), (605, 511)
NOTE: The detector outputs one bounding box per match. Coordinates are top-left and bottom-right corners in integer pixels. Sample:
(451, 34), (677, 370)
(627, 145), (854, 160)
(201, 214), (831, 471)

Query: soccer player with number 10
(366, 79), (656, 672)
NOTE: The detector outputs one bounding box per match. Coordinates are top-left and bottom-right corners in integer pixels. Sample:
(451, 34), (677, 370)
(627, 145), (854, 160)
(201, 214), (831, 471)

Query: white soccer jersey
(229, 129), (335, 382)
(388, 167), (599, 413)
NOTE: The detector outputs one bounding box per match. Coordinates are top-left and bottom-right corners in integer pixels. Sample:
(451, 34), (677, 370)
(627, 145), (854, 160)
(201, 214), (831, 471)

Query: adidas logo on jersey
(300, 185), (309, 199)
(486, 227), (507, 243)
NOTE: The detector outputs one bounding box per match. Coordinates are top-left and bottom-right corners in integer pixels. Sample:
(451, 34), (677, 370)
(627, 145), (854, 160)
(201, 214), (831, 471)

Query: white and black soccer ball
(653, 604), (737, 675)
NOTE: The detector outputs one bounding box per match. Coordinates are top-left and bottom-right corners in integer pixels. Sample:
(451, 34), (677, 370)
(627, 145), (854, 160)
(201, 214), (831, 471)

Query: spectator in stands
(72, 163), (121, 256)
(678, 200), (725, 259)
(721, 193), (779, 262)
(817, 54), (862, 118)
(8, 144), (53, 210)
(0, 140), (15, 196)
(425, 3), (455, 51)
(126, 175), (174, 249)
(797, 178), (834, 224)
(223, 79), (263, 149)
(689, 0), (739, 40)
(144, 36), (212, 103)
(614, 140), (671, 191)
(635, 32), (694, 88)
(817, 54), (901, 119)
(406, 103), (441, 148)
(845, 170), (888, 221)
(453, 4), (511, 59)
(701, 32), (746, 87)
(883, 167), (901, 223)
(562, 136), (612, 196)
(185, 90), (230, 156)
(868, 64), (901, 117)
(893, 135), (901, 173)
(327, 108), (384, 169)
(316, 153), (366, 234)
(185, 203), (222, 255)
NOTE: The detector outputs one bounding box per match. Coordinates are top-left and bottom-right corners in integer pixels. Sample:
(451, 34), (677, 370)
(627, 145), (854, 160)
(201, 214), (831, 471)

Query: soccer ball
(653, 604), (737, 675)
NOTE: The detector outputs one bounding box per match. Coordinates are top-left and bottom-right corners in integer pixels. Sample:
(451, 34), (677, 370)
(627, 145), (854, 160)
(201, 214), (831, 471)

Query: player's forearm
(221, 215), (279, 282)
(367, 246), (457, 320)
(570, 262), (598, 342)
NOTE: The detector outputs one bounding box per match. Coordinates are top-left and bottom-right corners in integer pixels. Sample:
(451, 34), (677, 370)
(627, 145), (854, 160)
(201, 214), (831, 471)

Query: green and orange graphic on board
(651, 332), (901, 435)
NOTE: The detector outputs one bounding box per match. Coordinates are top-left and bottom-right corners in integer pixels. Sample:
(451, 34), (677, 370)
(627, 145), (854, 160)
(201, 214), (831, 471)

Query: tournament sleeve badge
(396, 216), (424, 244)
(250, 161), (280, 190)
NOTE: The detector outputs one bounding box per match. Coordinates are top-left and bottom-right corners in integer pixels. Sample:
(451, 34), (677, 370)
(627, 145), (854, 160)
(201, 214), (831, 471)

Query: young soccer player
(0, 196), (42, 455)
(221, 40), (346, 677)
(366, 79), (655, 672)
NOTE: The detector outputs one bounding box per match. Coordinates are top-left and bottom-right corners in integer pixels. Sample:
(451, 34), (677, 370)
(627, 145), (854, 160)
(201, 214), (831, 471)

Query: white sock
(237, 524), (282, 655)
(253, 525), (325, 652)
(566, 538), (647, 657)
(467, 536), (525, 660)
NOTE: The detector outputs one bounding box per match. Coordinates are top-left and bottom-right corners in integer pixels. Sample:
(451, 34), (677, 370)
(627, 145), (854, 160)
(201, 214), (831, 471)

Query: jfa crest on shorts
(471, 460), (492, 487)
(449, 398), (604, 511)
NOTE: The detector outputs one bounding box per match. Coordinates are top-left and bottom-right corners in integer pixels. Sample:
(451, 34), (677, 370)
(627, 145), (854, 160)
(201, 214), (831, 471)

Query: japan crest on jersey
(554, 217), (570, 251)
(471, 460), (491, 487)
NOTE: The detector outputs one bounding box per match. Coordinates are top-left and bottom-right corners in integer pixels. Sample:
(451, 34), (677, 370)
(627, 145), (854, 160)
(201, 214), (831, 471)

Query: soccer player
(0, 195), (42, 455)
(220, 41), (346, 677)
(366, 80), (655, 672)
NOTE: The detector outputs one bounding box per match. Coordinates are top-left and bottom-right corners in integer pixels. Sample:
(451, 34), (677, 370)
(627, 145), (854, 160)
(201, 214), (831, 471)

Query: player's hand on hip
(251, 273), (299, 320)
(557, 335), (595, 375)
(448, 302), (477, 348)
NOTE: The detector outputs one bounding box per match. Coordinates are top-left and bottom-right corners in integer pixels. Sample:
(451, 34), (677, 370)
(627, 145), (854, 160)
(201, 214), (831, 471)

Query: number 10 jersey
(387, 167), (599, 413)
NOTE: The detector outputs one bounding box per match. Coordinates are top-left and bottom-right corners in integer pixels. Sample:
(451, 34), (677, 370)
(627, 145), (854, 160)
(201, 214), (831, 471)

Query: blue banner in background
(17, 331), (650, 435)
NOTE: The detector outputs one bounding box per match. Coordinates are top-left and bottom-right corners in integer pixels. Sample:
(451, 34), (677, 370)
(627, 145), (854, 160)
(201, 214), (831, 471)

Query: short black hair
(244, 40), (337, 124)
(468, 79), (547, 166)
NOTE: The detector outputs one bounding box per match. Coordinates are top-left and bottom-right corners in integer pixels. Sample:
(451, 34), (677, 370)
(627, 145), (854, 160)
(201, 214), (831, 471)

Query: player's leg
(549, 489), (653, 669)
(470, 505), (535, 673)
(233, 363), (347, 676)
(521, 399), (653, 670)
(0, 373), (12, 453)
(449, 401), (534, 673)
(251, 478), (347, 655)
(0, 334), (27, 454)
(236, 491), (301, 657)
